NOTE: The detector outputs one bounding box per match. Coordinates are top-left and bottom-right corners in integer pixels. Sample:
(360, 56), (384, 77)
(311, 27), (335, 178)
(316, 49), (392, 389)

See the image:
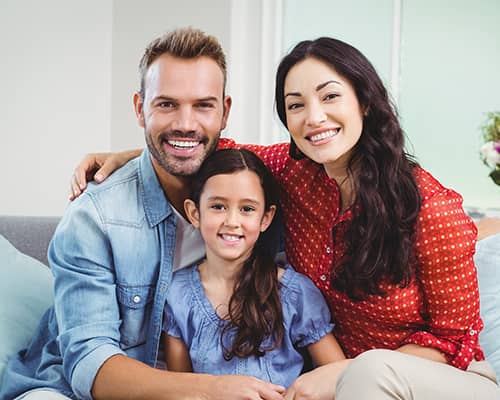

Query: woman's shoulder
(413, 166), (463, 203)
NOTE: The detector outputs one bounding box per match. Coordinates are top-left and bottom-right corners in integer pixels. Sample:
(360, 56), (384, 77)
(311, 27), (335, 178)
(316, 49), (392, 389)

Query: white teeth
(309, 129), (339, 142)
(221, 234), (241, 241)
(168, 140), (200, 148)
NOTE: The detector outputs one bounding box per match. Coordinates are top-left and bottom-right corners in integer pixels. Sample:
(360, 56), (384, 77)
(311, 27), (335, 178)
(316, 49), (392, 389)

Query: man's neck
(151, 158), (191, 219)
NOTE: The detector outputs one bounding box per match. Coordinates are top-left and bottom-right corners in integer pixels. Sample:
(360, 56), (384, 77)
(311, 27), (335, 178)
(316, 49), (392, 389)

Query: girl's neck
(198, 258), (244, 318)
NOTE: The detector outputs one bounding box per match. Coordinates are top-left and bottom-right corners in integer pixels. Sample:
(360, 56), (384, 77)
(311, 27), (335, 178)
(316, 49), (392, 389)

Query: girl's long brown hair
(190, 148), (284, 359)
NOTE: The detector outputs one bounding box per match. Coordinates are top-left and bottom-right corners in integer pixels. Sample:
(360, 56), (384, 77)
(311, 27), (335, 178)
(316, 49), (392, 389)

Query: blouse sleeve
(218, 138), (290, 176)
(402, 178), (483, 369)
(284, 268), (334, 348)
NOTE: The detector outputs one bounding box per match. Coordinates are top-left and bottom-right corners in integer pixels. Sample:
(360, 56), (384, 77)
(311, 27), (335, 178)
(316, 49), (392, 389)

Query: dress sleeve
(402, 182), (483, 370)
(162, 300), (182, 339)
(285, 268), (334, 348)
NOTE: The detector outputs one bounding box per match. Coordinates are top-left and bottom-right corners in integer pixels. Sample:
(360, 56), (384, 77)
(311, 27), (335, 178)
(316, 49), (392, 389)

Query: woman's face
(284, 57), (364, 177)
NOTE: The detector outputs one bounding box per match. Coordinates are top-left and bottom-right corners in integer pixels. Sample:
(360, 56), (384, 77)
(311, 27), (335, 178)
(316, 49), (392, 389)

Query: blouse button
(326, 247), (332, 254)
(320, 274), (327, 281)
(469, 329), (476, 336)
(133, 295), (141, 304)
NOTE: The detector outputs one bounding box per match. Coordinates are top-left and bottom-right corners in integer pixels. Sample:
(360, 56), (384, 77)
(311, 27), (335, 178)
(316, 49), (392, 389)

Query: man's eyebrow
(285, 80), (342, 98)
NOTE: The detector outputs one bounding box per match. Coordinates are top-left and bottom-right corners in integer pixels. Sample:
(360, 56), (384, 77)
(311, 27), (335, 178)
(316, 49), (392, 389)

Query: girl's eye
(241, 206), (255, 213)
(210, 203), (225, 210)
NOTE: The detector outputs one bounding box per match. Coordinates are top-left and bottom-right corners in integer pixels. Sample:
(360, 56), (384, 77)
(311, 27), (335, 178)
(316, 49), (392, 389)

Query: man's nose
(173, 106), (198, 132)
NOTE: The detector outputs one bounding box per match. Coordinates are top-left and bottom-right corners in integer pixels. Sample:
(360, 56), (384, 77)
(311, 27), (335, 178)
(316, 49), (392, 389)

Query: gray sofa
(0, 215), (60, 266)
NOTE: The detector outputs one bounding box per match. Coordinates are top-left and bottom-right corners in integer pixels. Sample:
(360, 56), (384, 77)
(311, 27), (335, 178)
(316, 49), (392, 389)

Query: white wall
(1, 0), (113, 216)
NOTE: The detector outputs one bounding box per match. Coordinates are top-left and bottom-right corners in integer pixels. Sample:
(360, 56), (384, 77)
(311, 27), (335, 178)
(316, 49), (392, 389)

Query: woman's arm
(70, 149), (143, 199)
(164, 334), (193, 372)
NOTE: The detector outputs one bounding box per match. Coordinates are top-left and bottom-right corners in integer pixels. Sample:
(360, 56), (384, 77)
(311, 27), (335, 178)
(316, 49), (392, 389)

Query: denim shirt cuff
(71, 344), (126, 400)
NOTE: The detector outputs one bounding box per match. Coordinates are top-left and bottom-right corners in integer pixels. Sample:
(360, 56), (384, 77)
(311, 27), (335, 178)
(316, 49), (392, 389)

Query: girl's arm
(307, 332), (345, 366)
(164, 334), (193, 372)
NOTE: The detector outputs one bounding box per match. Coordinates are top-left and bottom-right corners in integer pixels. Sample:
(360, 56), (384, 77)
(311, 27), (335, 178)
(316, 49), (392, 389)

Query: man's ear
(260, 205), (276, 233)
(184, 199), (200, 228)
(133, 92), (145, 128)
(221, 95), (232, 131)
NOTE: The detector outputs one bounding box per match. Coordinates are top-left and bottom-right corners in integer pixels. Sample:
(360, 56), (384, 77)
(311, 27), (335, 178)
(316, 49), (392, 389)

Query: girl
(72, 38), (499, 399)
(162, 148), (345, 387)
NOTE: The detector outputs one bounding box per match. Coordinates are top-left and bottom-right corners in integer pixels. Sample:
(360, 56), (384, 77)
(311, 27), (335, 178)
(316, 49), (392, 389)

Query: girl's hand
(284, 359), (352, 400)
(69, 149), (142, 200)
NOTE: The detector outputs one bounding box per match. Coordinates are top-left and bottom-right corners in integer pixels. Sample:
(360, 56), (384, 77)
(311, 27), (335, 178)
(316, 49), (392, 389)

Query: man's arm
(92, 354), (285, 400)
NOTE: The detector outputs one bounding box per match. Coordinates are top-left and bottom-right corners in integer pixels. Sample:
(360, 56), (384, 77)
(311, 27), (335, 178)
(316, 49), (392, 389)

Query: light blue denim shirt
(0, 150), (177, 400)
(163, 264), (334, 387)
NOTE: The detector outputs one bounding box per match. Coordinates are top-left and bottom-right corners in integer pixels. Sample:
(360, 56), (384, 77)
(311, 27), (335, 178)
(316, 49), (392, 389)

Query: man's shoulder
(86, 157), (141, 196)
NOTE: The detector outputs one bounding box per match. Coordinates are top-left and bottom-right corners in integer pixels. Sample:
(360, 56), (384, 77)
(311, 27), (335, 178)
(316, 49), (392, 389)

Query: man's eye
(159, 102), (175, 108)
(197, 102), (215, 108)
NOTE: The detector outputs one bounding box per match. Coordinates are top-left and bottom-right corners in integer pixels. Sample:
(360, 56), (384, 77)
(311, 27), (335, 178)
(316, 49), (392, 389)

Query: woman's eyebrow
(285, 80), (343, 98)
(316, 80), (342, 91)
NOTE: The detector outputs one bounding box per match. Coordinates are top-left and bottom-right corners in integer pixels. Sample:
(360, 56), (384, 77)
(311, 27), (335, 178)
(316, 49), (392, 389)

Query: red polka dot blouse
(219, 139), (484, 370)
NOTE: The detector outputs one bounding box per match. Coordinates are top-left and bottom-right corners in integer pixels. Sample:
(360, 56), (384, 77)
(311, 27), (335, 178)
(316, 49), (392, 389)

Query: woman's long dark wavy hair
(275, 38), (422, 299)
(190, 148), (284, 359)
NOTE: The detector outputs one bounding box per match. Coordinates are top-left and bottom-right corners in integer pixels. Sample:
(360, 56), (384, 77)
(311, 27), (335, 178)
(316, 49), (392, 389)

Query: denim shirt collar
(138, 148), (173, 227)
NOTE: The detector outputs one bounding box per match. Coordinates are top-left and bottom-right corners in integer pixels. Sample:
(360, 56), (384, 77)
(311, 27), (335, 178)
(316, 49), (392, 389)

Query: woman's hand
(284, 359), (351, 400)
(69, 149), (142, 200)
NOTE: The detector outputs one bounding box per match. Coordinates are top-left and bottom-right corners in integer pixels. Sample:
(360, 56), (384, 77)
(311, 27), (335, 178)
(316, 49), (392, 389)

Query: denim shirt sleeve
(48, 194), (126, 399)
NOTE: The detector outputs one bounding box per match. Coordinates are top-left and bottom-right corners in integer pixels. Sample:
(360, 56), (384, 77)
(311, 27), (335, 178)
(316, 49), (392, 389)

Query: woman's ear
(184, 199), (200, 228)
(260, 205), (277, 232)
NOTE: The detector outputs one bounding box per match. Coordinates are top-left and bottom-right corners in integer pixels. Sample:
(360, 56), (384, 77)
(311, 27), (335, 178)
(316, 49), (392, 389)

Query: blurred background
(1, 0), (499, 216)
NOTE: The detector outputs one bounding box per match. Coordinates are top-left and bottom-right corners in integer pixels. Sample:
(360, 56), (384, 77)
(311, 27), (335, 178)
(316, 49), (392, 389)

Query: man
(0, 27), (285, 400)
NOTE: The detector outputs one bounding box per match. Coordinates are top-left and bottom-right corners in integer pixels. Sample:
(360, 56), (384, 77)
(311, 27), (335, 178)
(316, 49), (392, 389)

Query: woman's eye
(324, 93), (339, 101)
(287, 103), (303, 111)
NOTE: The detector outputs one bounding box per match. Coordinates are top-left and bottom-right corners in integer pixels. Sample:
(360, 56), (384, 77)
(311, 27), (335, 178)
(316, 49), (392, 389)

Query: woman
(71, 37), (498, 399)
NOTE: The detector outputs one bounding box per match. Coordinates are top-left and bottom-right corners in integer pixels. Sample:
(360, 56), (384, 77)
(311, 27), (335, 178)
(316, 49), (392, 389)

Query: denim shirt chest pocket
(116, 284), (155, 349)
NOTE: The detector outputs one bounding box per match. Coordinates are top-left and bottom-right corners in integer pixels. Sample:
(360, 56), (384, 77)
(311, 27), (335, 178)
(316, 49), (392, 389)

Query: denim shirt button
(133, 295), (141, 304)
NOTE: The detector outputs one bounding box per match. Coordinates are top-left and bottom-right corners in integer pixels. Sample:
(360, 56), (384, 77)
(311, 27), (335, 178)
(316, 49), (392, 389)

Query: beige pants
(336, 349), (499, 399)
(17, 390), (72, 400)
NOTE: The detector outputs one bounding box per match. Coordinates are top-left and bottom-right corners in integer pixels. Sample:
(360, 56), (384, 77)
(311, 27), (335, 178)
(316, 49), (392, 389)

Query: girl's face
(284, 57), (364, 177)
(185, 170), (275, 266)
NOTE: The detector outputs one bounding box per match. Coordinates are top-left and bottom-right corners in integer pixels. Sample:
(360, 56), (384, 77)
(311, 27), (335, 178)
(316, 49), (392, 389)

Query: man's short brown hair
(139, 27), (227, 98)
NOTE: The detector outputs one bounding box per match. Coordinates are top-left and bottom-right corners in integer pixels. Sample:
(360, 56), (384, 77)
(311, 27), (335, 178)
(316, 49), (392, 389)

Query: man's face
(135, 54), (231, 177)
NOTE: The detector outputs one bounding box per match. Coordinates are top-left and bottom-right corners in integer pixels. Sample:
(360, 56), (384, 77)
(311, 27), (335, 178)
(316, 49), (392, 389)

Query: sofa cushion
(0, 235), (54, 383)
(475, 233), (500, 379)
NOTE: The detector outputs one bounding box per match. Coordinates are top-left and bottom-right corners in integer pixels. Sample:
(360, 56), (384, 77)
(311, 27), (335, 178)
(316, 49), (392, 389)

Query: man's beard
(145, 129), (219, 177)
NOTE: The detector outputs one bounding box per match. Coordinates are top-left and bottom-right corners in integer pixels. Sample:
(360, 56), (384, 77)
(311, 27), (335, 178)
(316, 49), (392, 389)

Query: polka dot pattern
(219, 139), (485, 370)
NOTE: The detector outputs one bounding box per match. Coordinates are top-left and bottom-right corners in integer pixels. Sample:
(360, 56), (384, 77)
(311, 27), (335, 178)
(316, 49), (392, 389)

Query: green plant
(479, 111), (500, 185)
